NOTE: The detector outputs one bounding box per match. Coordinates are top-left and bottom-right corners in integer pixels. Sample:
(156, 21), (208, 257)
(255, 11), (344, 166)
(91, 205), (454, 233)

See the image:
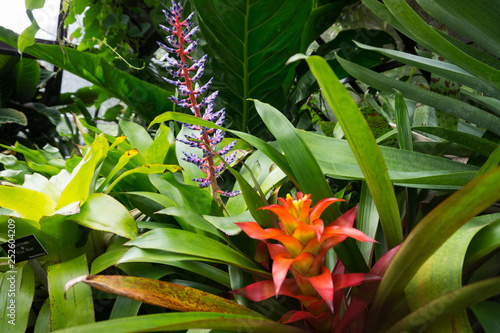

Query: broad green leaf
(116, 247), (231, 287)
(90, 248), (129, 275)
(385, 277), (500, 333)
(354, 41), (500, 98)
(66, 274), (261, 317)
(476, 146), (500, 178)
(18, 20), (39, 54)
(336, 55), (500, 136)
(125, 228), (267, 277)
(413, 126), (498, 157)
(203, 211), (255, 236)
(416, 0), (500, 57)
(381, 0), (500, 92)
(367, 166), (500, 329)
(57, 140), (103, 209)
(69, 193), (138, 239)
(13, 58), (40, 103)
(0, 262), (35, 333)
(47, 254), (94, 330)
(34, 299), (50, 333)
(470, 301), (500, 333)
(104, 164), (181, 194)
(303, 55), (403, 249)
(0, 27), (173, 122)
(145, 124), (170, 164)
(465, 217), (500, 267)
(406, 214), (500, 332)
(191, 0), (313, 134)
(118, 119), (153, 157)
(156, 207), (223, 238)
(26, 0), (45, 10)
(0, 108), (27, 125)
(0, 185), (56, 221)
(51, 312), (308, 333)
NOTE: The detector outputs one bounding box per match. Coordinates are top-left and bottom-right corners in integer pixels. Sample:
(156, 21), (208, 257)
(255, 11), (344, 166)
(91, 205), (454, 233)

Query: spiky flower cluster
(158, 0), (239, 197)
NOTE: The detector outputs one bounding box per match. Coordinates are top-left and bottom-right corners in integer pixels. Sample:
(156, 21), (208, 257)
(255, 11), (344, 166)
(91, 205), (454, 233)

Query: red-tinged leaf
(330, 205), (358, 228)
(333, 273), (381, 291)
(255, 241), (269, 269)
(291, 252), (316, 276)
(231, 279), (276, 301)
(272, 234), (305, 258)
(280, 310), (316, 323)
(311, 219), (325, 240)
(304, 266), (334, 312)
(236, 222), (285, 240)
(335, 245), (402, 333)
(65, 275), (260, 317)
(273, 253), (294, 296)
(310, 198), (344, 222)
(322, 226), (377, 243)
(267, 242), (287, 259)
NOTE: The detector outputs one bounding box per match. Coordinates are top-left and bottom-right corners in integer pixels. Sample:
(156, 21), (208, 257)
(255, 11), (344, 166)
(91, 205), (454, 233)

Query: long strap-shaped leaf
(385, 277), (500, 333)
(303, 55), (403, 249)
(366, 166), (500, 331)
(51, 312), (308, 333)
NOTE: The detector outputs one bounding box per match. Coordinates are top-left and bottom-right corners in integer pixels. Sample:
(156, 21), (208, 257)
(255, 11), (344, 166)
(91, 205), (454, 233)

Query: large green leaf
(0, 185), (56, 221)
(0, 262), (34, 333)
(405, 214), (500, 332)
(51, 312), (308, 333)
(125, 228), (267, 277)
(416, 0), (500, 57)
(0, 108), (27, 126)
(0, 27), (173, 122)
(47, 254), (94, 331)
(385, 277), (500, 333)
(13, 58), (40, 103)
(372, 0), (500, 92)
(336, 55), (500, 137)
(191, 0), (313, 134)
(366, 166), (500, 330)
(302, 55), (403, 249)
(354, 41), (500, 98)
(69, 193), (138, 239)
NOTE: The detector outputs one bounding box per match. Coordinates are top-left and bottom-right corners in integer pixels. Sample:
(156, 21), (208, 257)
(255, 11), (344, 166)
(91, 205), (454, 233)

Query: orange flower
(233, 192), (378, 332)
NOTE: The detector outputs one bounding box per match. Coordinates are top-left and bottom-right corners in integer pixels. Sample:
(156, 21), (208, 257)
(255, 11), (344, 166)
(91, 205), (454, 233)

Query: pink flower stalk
(158, 0), (239, 197)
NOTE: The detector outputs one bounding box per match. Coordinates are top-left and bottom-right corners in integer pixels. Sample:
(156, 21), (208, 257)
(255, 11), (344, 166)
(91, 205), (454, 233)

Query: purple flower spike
(158, 0), (240, 199)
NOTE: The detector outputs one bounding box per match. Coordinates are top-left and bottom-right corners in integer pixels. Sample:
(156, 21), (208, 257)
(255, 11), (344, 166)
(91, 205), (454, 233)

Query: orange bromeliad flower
(233, 192), (380, 332)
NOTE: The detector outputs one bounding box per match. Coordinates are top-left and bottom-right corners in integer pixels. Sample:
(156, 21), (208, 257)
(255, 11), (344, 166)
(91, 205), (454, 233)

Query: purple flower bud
(193, 177), (211, 188)
(182, 152), (204, 167)
(159, 24), (175, 34)
(162, 9), (177, 26)
(210, 129), (225, 145)
(219, 190), (241, 197)
(162, 77), (182, 87)
(182, 123), (201, 131)
(217, 140), (237, 156)
(224, 150), (237, 165)
(191, 66), (204, 82)
(182, 12), (195, 27)
(177, 138), (203, 149)
(200, 91), (219, 107)
(197, 77), (213, 95)
(165, 66), (183, 78)
(166, 35), (182, 49)
(167, 57), (188, 70)
(157, 41), (178, 55)
(169, 96), (191, 108)
(190, 55), (207, 70)
(183, 25), (198, 40)
(215, 109), (226, 126)
(184, 39), (198, 54)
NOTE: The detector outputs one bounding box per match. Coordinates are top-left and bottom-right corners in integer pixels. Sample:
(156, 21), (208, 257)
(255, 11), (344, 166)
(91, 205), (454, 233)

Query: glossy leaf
(48, 254), (94, 330)
(33, 299), (50, 333)
(336, 55), (500, 137)
(0, 262), (34, 333)
(413, 126), (498, 157)
(192, 0), (313, 134)
(0, 108), (27, 125)
(406, 214), (500, 332)
(470, 301), (500, 333)
(96, 149), (138, 193)
(394, 91), (413, 151)
(385, 277), (500, 333)
(69, 193), (138, 239)
(357, 181), (379, 264)
(0, 184), (57, 221)
(125, 228), (268, 277)
(51, 312), (308, 333)
(119, 119), (153, 157)
(156, 206), (223, 238)
(367, 167), (500, 329)
(354, 41), (500, 98)
(465, 217), (500, 267)
(66, 274), (261, 317)
(203, 211), (255, 236)
(145, 124), (170, 164)
(302, 55), (403, 249)
(0, 27), (173, 122)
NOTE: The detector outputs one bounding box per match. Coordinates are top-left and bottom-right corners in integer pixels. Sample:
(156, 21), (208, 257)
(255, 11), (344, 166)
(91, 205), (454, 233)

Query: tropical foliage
(0, 0), (499, 332)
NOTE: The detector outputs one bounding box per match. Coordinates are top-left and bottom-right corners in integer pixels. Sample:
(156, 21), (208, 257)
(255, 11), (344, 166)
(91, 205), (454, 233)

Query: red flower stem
(175, 18), (223, 201)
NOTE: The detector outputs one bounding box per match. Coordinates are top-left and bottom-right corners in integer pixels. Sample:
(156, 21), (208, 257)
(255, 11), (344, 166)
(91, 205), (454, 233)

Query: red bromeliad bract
(233, 192), (380, 332)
